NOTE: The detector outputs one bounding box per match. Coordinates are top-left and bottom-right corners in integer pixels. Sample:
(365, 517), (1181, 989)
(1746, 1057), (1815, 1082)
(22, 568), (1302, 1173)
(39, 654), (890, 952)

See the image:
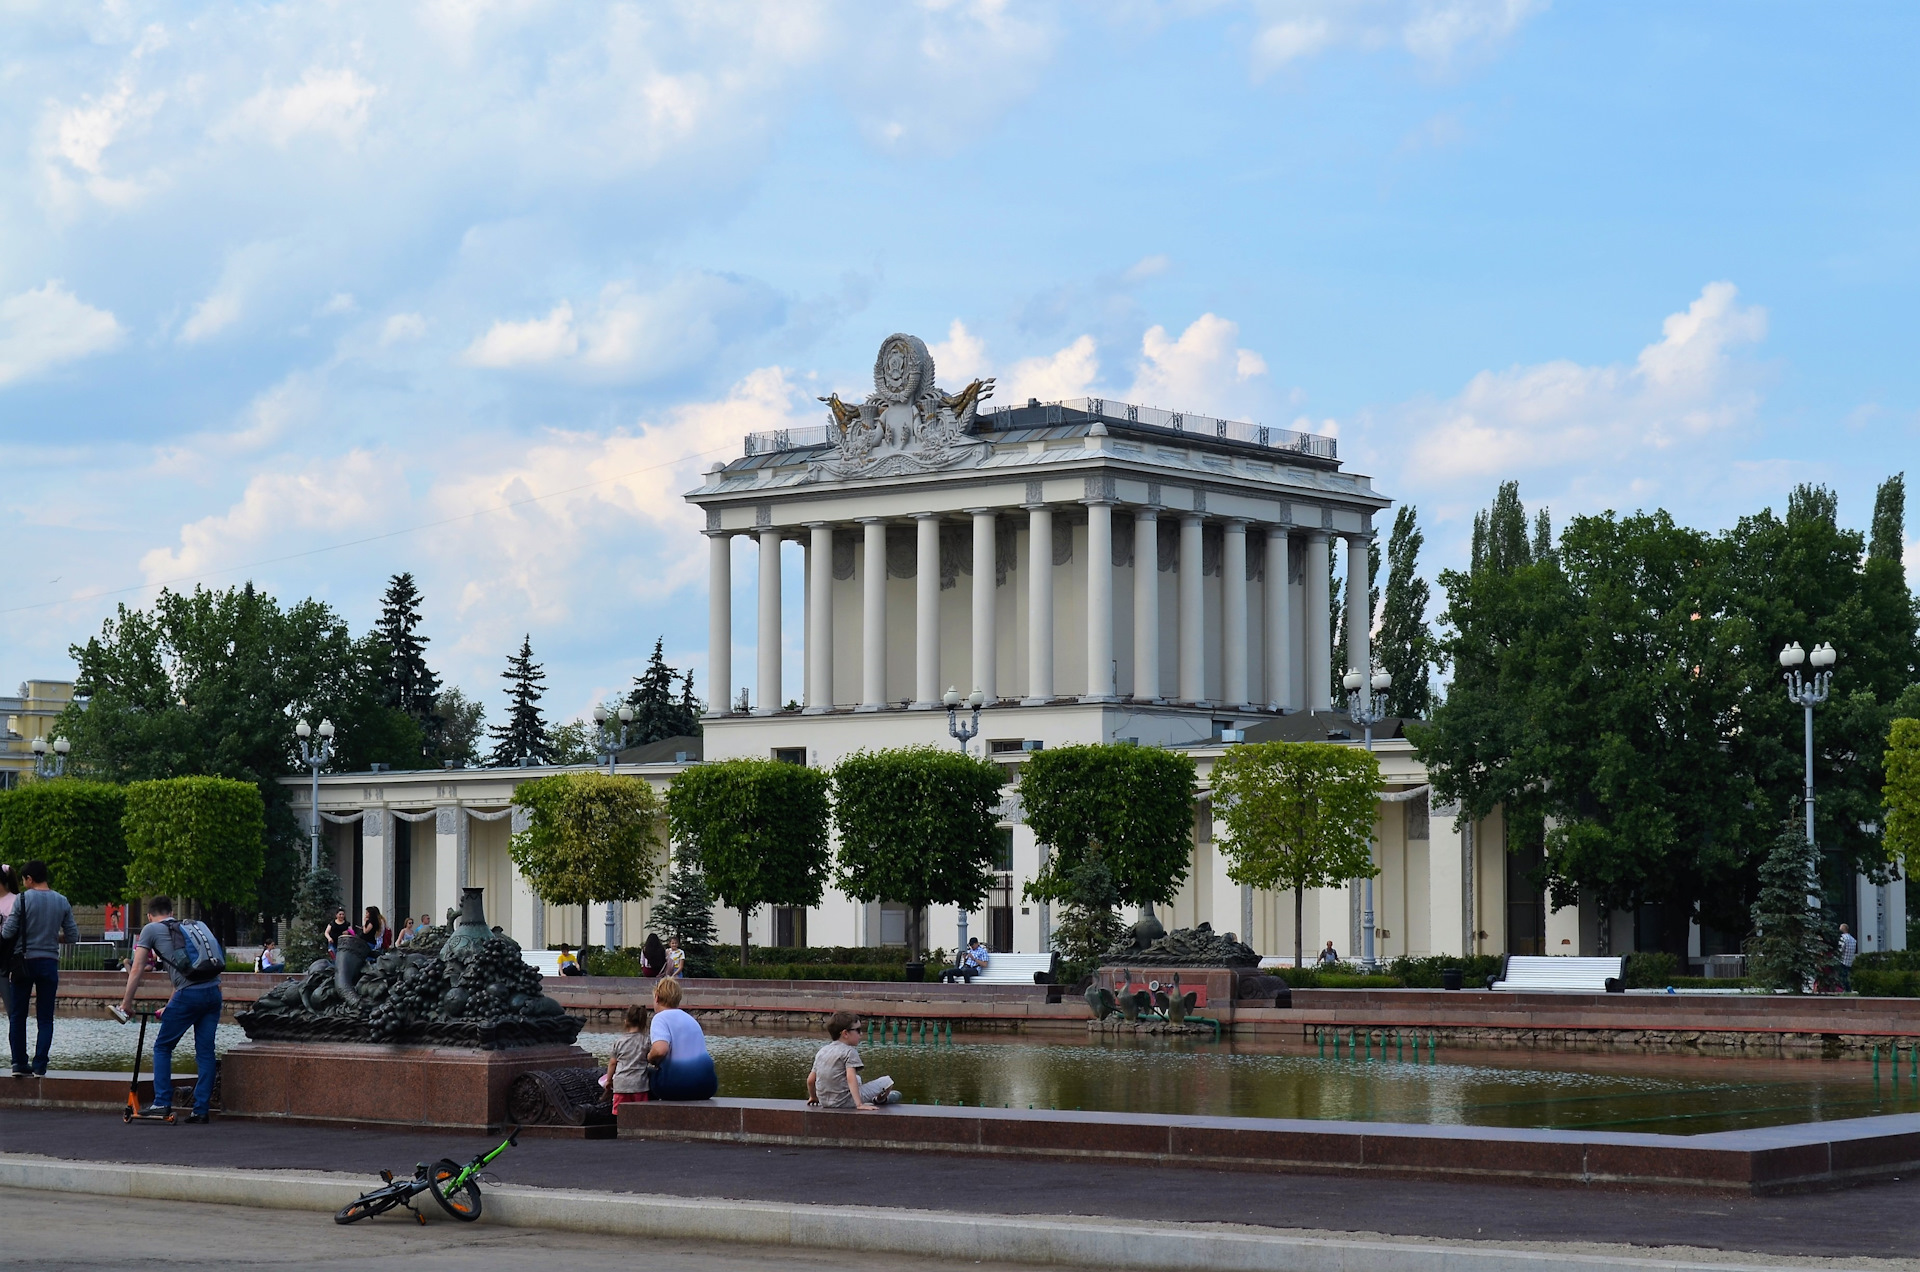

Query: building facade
(0, 680), (76, 791)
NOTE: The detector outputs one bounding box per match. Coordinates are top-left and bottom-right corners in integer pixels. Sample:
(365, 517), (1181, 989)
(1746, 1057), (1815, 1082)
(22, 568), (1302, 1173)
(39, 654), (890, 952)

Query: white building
(286, 333), (1904, 967)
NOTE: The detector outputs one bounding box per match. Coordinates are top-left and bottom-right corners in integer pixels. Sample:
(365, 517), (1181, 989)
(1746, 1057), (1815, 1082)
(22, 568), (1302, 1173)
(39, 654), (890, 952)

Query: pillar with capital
(1178, 513), (1206, 705)
(1345, 531), (1374, 713)
(1222, 519), (1249, 708)
(1265, 526), (1293, 711)
(860, 518), (887, 710)
(756, 526), (782, 715)
(805, 523), (833, 712)
(707, 530), (732, 715)
(913, 513), (941, 708)
(1305, 527), (1333, 711)
(970, 509), (997, 699)
(1083, 497), (1114, 701)
(1133, 508), (1160, 702)
(1024, 502), (1054, 703)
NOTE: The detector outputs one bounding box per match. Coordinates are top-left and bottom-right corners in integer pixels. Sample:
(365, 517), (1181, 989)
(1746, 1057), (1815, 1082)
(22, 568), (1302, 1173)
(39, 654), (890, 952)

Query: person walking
(1838, 924), (1857, 993)
(117, 896), (225, 1123)
(0, 865), (19, 1022)
(2, 861), (80, 1077)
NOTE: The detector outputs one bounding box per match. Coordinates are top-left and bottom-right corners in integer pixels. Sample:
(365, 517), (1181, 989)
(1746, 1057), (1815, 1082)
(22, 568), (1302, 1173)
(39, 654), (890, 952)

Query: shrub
(1380, 955), (1506, 988)
(0, 780), (128, 904)
(1267, 966), (1406, 989)
(1851, 969), (1920, 998)
(1856, 950), (1920, 972)
(1624, 950), (1680, 988)
(122, 776), (266, 908)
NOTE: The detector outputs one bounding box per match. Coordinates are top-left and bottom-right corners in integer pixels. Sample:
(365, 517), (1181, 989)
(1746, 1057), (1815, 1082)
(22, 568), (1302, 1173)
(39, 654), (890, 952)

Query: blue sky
(3, 1), (1916, 728)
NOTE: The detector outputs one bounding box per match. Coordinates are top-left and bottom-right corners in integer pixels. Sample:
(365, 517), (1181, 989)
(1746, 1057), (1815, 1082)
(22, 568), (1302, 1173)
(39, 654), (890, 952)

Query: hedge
(0, 780), (129, 904)
(1851, 969), (1920, 998)
(122, 776), (266, 907)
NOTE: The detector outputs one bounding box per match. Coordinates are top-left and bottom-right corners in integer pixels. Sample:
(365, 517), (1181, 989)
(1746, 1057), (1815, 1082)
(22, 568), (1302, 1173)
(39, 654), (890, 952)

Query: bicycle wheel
(335, 1189), (400, 1225)
(429, 1158), (482, 1221)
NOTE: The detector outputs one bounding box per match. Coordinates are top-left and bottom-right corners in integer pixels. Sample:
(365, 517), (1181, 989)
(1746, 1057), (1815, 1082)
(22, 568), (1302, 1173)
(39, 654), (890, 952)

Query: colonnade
(707, 501), (1376, 716)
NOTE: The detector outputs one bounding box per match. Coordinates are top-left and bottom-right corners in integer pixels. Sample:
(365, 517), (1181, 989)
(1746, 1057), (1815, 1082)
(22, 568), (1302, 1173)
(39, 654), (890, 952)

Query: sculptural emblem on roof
(812, 333), (995, 480)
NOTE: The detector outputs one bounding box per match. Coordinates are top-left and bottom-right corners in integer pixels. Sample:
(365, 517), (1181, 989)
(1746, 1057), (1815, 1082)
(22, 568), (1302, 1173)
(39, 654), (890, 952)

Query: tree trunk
(581, 902), (591, 961)
(740, 907), (751, 969)
(907, 906), (921, 963)
(1295, 886), (1305, 968)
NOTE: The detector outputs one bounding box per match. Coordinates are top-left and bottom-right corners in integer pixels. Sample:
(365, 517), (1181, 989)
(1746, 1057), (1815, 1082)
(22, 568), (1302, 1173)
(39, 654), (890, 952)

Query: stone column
(913, 514), (940, 708)
(1179, 514), (1206, 705)
(361, 810), (392, 924)
(707, 531), (732, 714)
(434, 806), (460, 926)
(805, 523), (833, 712)
(1083, 498), (1114, 701)
(861, 518), (887, 711)
(1132, 509), (1160, 702)
(1305, 528), (1332, 711)
(1222, 519), (1249, 708)
(1024, 503), (1054, 703)
(756, 526), (782, 714)
(1265, 528), (1293, 711)
(1345, 532), (1372, 714)
(970, 509), (997, 699)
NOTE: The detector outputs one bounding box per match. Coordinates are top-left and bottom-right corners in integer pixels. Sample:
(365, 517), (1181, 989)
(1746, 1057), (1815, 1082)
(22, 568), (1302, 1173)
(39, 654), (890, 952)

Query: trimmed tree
(122, 776), (267, 911)
(831, 746), (1003, 961)
(1888, 717), (1920, 875)
(1211, 741), (1383, 967)
(510, 771), (665, 952)
(0, 780), (129, 905)
(665, 758), (831, 967)
(1018, 743), (1197, 917)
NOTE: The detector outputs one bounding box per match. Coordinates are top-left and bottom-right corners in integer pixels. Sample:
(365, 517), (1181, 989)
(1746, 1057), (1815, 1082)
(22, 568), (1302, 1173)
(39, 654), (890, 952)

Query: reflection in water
(30, 1017), (1920, 1135)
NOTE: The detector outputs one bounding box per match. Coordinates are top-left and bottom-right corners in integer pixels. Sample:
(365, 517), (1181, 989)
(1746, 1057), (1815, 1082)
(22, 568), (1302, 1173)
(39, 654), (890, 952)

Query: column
(1265, 528), (1293, 711)
(707, 532), (732, 714)
(1222, 519), (1249, 708)
(1178, 514), (1206, 704)
(1083, 499), (1114, 701)
(1024, 503), (1054, 703)
(971, 509), (997, 698)
(1346, 532), (1372, 713)
(914, 514), (940, 708)
(756, 527), (781, 714)
(361, 810), (393, 925)
(805, 523), (833, 712)
(1132, 509), (1160, 702)
(1305, 528), (1332, 710)
(861, 518), (887, 710)
(434, 806), (460, 926)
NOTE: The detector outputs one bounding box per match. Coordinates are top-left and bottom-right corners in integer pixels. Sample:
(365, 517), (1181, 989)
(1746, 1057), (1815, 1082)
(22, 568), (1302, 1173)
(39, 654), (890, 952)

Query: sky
(3, 1), (1917, 730)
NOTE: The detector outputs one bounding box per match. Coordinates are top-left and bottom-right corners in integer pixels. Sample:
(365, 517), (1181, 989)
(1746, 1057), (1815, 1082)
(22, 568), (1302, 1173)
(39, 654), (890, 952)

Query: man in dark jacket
(2, 860), (80, 1077)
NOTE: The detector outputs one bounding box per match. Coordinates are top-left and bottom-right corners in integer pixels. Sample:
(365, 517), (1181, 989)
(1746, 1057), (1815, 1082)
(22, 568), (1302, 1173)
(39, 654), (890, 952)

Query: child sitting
(806, 1011), (898, 1111)
(605, 1003), (652, 1110)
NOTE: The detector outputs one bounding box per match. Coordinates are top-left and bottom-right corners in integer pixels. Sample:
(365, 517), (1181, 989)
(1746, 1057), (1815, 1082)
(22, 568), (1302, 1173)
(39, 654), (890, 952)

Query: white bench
(1492, 955), (1623, 992)
(522, 949), (567, 978)
(940, 952), (1057, 985)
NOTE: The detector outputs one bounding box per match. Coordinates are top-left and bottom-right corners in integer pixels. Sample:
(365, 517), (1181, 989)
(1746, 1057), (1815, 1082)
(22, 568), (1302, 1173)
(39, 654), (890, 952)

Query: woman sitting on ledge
(647, 977), (717, 1101)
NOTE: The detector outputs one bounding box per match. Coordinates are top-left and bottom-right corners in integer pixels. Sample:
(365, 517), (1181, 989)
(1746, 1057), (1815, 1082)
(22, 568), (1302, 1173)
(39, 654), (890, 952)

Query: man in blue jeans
(117, 896), (223, 1123)
(2, 860), (79, 1077)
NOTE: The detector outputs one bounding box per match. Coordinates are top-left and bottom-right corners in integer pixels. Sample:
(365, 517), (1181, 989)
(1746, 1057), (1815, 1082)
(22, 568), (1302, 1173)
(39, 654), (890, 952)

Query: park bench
(1490, 955), (1624, 993)
(523, 949), (567, 978)
(942, 952), (1058, 985)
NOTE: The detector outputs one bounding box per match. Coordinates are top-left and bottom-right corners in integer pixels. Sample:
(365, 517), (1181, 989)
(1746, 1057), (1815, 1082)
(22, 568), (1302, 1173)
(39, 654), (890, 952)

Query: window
(988, 739), (1025, 755)
(773, 906), (808, 948)
(991, 826), (1014, 872)
(772, 747), (807, 765)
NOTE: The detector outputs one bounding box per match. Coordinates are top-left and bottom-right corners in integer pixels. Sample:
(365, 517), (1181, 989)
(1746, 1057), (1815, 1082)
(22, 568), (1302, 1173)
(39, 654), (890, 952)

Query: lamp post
(943, 687), (986, 755)
(1779, 640), (1837, 910)
(295, 718), (335, 873)
(592, 703), (636, 951)
(30, 736), (70, 779)
(1343, 667), (1393, 969)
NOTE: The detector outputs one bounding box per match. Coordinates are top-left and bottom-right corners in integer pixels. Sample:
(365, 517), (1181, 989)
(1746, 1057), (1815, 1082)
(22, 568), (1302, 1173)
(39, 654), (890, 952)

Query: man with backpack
(2, 860), (79, 1077)
(116, 896), (225, 1123)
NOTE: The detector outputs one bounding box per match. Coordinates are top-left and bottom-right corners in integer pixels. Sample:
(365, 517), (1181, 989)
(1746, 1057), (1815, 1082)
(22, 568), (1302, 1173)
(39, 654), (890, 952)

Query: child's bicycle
(334, 1126), (520, 1225)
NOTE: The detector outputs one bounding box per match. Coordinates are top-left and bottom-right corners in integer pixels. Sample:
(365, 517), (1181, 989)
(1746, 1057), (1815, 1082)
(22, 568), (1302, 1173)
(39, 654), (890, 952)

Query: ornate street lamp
(296, 718), (336, 873)
(593, 703), (635, 776)
(1343, 666), (1394, 969)
(30, 736), (70, 779)
(1780, 640), (1837, 910)
(943, 687), (986, 755)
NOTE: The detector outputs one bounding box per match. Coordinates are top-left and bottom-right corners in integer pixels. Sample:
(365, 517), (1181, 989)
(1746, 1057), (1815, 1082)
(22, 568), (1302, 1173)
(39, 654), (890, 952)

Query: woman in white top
(647, 977), (716, 1100)
(0, 866), (16, 1017)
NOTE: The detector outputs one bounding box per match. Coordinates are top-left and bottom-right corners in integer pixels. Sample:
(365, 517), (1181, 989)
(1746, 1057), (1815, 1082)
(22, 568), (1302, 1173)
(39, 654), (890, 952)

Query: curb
(0, 1153), (1842, 1272)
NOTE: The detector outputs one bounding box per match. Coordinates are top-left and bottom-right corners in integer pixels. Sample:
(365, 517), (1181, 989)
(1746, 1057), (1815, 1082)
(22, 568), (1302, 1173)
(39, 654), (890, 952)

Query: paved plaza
(3, 1108), (1918, 1267)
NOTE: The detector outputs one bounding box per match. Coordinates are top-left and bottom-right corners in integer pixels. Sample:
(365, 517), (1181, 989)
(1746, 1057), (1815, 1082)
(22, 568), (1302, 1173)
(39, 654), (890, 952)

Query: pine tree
(375, 573), (440, 725)
(1745, 815), (1834, 993)
(1377, 505), (1440, 720)
(649, 857), (720, 977)
(624, 638), (701, 743)
(488, 635), (553, 766)
(284, 864), (342, 970)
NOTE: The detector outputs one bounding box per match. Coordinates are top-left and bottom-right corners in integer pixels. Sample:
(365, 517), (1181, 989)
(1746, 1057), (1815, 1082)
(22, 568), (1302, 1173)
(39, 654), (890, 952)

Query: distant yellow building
(0, 680), (76, 790)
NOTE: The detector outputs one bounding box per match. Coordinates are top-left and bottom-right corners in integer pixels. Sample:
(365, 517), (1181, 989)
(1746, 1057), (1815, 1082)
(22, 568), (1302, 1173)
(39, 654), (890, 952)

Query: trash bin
(1441, 967), (1464, 991)
(903, 961), (925, 983)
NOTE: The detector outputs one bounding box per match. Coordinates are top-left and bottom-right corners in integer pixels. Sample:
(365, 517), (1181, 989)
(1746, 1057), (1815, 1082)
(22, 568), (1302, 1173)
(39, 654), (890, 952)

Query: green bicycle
(334, 1126), (520, 1225)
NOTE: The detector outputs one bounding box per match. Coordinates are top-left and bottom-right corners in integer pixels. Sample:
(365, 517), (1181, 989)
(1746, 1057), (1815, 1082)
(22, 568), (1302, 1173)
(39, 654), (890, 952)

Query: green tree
(831, 747), (1003, 960)
(1019, 744), (1197, 915)
(510, 771), (665, 952)
(626, 638), (702, 743)
(649, 856), (720, 977)
(665, 759), (831, 966)
(1048, 846), (1128, 975)
(1377, 505), (1440, 720)
(122, 776), (267, 911)
(284, 865), (342, 969)
(1745, 815), (1832, 992)
(1888, 717), (1920, 874)
(1211, 741), (1383, 967)
(432, 687), (487, 765)
(0, 781), (129, 905)
(545, 717), (601, 766)
(374, 572), (441, 734)
(488, 635), (552, 766)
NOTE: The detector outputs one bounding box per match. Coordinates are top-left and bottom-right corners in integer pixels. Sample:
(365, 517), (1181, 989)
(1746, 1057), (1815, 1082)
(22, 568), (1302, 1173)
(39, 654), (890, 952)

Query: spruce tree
(650, 858), (720, 976)
(625, 638), (701, 743)
(1377, 505), (1439, 720)
(1745, 815), (1834, 993)
(285, 864), (342, 970)
(375, 573), (440, 725)
(488, 635), (554, 766)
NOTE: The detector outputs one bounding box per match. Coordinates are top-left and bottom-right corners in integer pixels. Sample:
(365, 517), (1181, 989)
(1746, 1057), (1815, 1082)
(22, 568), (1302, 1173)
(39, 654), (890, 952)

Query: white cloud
(461, 274), (781, 380)
(380, 312), (428, 345)
(1126, 314), (1269, 413)
(176, 240), (297, 344)
(1401, 282), (1768, 482)
(1002, 336), (1101, 404)
(179, 290), (243, 343)
(928, 319), (990, 384)
(227, 67), (379, 147)
(1123, 255), (1171, 282)
(0, 282), (126, 387)
(318, 293), (357, 316)
(463, 302), (578, 367)
(1250, 0), (1543, 75)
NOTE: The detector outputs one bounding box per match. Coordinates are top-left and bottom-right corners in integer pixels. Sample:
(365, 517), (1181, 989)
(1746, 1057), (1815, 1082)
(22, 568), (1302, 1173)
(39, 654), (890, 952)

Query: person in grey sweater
(1, 860), (80, 1077)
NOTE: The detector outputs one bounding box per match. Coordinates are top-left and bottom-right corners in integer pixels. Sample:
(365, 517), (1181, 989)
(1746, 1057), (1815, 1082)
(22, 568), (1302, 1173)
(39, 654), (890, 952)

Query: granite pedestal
(221, 1040), (593, 1130)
